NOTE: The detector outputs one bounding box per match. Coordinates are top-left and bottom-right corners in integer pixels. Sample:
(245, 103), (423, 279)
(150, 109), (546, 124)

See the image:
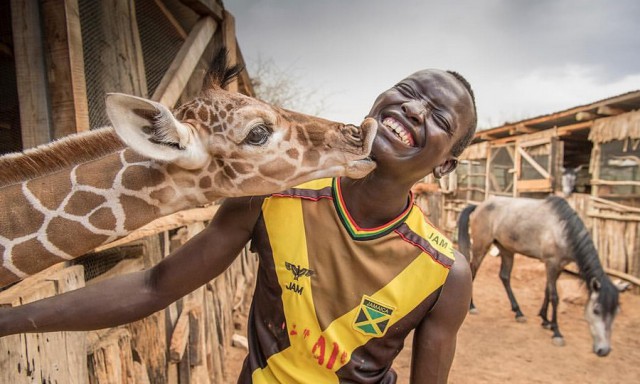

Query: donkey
(561, 165), (583, 196)
(457, 196), (619, 356)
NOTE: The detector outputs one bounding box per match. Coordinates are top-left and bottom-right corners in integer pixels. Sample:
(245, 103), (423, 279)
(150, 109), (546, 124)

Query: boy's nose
(401, 100), (426, 125)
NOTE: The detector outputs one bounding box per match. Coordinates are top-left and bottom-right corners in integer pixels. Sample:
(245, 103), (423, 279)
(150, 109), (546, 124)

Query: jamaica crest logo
(352, 295), (395, 337)
(284, 262), (314, 295)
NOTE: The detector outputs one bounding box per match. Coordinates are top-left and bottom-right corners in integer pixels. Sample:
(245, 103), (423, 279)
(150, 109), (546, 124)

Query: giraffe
(0, 51), (377, 288)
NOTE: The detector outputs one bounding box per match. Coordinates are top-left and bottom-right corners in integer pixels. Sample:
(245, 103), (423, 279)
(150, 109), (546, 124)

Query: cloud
(477, 64), (640, 128)
(226, 0), (640, 128)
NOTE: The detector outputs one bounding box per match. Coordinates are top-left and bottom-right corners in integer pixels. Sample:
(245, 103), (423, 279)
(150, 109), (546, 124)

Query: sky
(225, 0), (640, 130)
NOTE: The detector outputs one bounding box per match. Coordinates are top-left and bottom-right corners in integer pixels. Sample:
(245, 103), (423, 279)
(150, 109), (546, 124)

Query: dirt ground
(224, 255), (640, 383)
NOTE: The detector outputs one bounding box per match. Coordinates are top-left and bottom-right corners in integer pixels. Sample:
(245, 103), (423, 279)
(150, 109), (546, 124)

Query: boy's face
(367, 69), (474, 182)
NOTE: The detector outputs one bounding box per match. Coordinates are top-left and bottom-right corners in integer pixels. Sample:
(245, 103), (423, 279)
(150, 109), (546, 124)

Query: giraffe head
(105, 53), (376, 198)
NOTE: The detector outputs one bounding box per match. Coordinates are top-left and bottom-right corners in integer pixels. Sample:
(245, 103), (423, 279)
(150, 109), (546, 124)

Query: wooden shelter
(1, 0), (258, 382)
(415, 90), (640, 290)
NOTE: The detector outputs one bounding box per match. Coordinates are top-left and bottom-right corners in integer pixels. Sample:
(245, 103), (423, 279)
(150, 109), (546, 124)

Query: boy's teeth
(382, 117), (414, 146)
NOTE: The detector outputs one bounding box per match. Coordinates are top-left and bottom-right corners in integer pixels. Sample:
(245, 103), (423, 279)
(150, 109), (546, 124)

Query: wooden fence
(0, 205), (259, 383)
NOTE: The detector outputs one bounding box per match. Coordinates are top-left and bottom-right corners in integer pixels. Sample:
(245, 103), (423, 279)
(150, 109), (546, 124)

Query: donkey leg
(497, 249), (526, 322)
(545, 264), (565, 346)
(468, 241), (492, 315)
(538, 286), (551, 329)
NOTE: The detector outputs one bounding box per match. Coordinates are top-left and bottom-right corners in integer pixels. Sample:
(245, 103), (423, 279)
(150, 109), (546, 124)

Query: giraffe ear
(105, 93), (208, 169)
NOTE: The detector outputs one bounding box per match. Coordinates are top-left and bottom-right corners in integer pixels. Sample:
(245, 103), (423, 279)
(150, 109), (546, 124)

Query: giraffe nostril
(343, 125), (362, 143)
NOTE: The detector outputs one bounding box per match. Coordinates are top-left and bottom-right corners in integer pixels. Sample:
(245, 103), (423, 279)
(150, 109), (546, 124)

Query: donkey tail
(457, 204), (477, 263)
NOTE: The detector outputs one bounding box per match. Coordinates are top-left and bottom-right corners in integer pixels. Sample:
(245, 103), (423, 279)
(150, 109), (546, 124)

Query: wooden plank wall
(588, 197), (640, 293)
(0, 265), (87, 383)
(41, 0), (90, 137)
(11, 0), (52, 148)
(98, 0), (148, 98)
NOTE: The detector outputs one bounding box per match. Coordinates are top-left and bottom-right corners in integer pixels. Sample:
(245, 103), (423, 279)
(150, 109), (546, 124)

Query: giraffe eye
(244, 124), (271, 146)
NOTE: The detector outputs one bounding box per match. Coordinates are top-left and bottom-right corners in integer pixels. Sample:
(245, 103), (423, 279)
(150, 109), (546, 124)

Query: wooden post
(87, 328), (136, 384)
(221, 11), (238, 93)
(485, 147), (493, 198)
(205, 287), (224, 384)
(592, 143), (601, 197)
(40, 0), (90, 138)
(180, 0), (224, 20)
(169, 305), (192, 363)
(552, 137), (563, 193)
(236, 46), (255, 97)
(127, 235), (168, 384)
(176, 36), (218, 106)
(98, 0), (148, 97)
(11, 0), (52, 148)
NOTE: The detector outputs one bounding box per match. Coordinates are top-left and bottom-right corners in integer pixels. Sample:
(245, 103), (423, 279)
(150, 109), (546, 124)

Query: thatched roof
(473, 90), (640, 143)
(589, 110), (640, 143)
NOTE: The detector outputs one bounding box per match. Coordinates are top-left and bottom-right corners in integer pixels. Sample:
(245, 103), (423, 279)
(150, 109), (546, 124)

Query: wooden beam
(188, 306), (204, 366)
(518, 137), (552, 148)
(576, 111), (598, 121)
(169, 305), (193, 363)
(222, 10), (238, 93)
(11, 0), (52, 148)
(479, 132), (497, 141)
(488, 135), (517, 145)
(517, 146), (551, 179)
(180, 0), (223, 21)
(152, 17), (218, 107)
(587, 210), (640, 222)
(597, 105), (626, 116)
(557, 121), (592, 136)
(591, 195), (640, 213)
(154, 0), (188, 39)
(511, 123), (537, 134)
(564, 264), (640, 287)
(516, 178), (552, 191)
(93, 205), (220, 253)
(236, 44), (254, 97)
(591, 179), (640, 187)
(41, 0), (90, 138)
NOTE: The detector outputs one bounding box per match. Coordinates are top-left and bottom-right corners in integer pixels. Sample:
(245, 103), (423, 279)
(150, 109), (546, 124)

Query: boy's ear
(433, 158), (458, 179)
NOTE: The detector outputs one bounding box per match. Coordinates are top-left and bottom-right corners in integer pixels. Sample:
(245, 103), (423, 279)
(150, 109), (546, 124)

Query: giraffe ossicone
(0, 51), (377, 288)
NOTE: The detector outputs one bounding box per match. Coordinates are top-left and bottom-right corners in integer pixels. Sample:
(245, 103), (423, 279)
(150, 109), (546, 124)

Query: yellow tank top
(239, 178), (455, 383)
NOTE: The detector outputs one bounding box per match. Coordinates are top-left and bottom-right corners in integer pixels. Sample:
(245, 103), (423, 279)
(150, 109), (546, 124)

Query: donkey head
(561, 165), (583, 197)
(584, 277), (620, 357)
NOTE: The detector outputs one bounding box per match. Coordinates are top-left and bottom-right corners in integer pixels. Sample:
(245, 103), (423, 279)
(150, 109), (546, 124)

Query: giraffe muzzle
(340, 117), (378, 178)
(340, 117), (378, 155)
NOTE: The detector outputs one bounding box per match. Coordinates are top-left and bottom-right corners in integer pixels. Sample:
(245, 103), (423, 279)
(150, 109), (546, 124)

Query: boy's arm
(0, 196), (263, 336)
(410, 250), (472, 384)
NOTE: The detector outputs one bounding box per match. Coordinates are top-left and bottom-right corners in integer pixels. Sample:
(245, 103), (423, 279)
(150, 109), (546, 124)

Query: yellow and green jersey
(239, 178), (455, 383)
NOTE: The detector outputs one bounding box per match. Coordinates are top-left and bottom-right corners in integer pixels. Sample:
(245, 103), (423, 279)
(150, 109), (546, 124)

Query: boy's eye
(434, 114), (452, 135)
(396, 83), (417, 98)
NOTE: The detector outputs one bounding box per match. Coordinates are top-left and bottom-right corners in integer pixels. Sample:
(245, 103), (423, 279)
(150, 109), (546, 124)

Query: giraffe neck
(0, 145), (223, 286)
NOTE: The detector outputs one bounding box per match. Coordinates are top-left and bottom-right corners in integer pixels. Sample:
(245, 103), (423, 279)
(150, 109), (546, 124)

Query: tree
(249, 56), (328, 116)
